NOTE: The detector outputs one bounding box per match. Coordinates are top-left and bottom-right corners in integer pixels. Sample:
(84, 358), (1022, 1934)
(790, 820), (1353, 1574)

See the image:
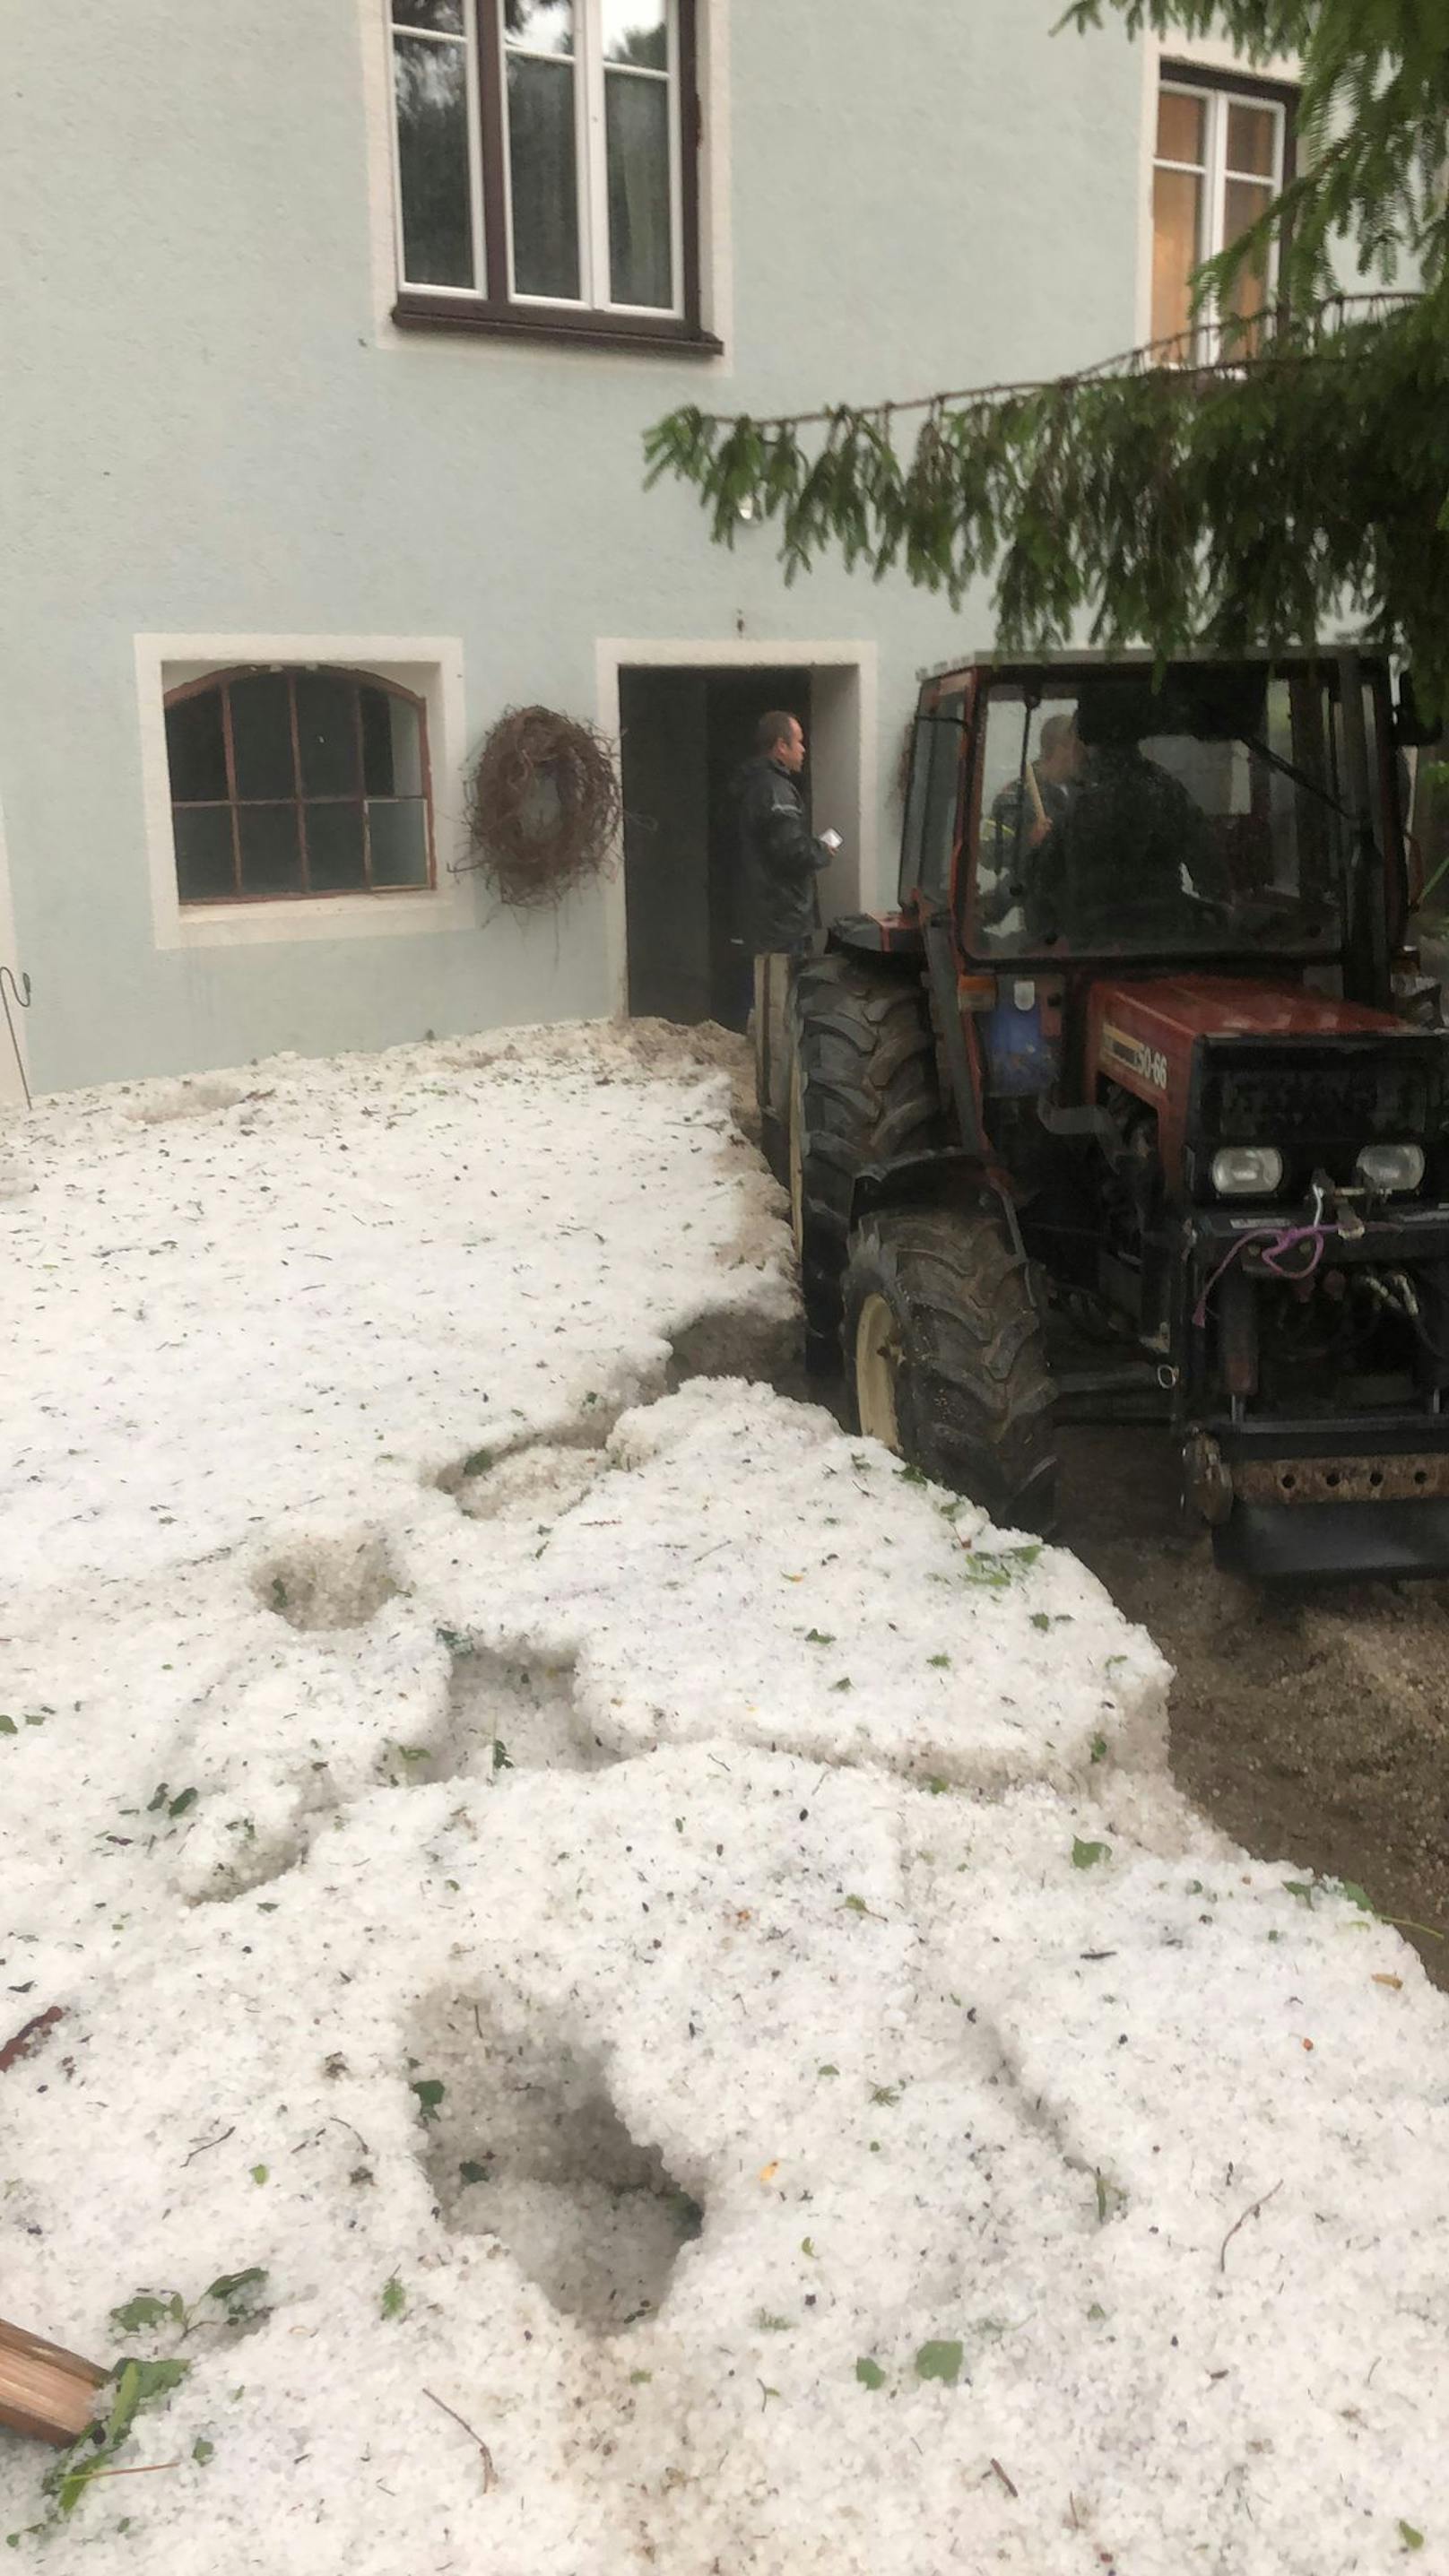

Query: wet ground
(720, 1015), (1449, 1991)
(1057, 1427), (1449, 1987)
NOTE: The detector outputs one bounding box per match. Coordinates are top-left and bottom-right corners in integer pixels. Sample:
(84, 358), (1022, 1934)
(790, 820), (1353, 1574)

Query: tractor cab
(768, 647), (1449, 1581)
(907, 651), (1412, 1082)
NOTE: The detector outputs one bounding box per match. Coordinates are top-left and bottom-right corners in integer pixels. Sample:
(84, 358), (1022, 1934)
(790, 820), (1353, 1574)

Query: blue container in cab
(981, 980), (1060, 1097)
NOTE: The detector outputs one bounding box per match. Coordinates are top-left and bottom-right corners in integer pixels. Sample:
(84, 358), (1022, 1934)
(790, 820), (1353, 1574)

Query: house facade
(0, 0), (1297, 1101)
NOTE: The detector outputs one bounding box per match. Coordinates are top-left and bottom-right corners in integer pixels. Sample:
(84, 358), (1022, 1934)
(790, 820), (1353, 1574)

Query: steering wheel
(1229, 889), (1326, 938)
(1182, 889), (1237, 930)
(1086, 889), (1232, 941)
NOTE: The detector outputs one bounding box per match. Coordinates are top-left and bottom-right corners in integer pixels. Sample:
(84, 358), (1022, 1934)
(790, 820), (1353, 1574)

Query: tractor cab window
(970, 671), (1360, 961)
(898, 687), (967, 905)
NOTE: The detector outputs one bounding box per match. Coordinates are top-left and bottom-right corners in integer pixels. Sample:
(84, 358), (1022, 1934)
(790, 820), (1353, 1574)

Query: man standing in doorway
(735, 708), (837, 1132)
(735, 711), (837, 960)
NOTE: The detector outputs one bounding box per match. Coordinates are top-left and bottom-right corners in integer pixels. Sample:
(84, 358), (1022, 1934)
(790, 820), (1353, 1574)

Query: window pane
(174, 806), (235, 904)
(974, 679), (1350, 959)
(172, 670), (431, 905)
(238, 804), (304, 895)
(230, 672), (295, 799)
(368, 801), (430, 887)
(1227, 101), (1277, 178)
(920, 697), (965, 898)
(305, 803), (368, 891)
(360, 690), (423, 798)
(1151, 166), (1202, 345)
(1410, 723), (1449, 906)
(505, 0), (572, 55)
(1225, 176), (1273, 259)
(296, 672), (360, 797)
(603, 0), (666, 70)
(1156, 89), (1205, 165)
(165, 690), (228, 802)
(508, 55), (580, 297)
(605, 68), (672, 307)
(393, 0), (464, 29)
(395, 32), (475, 288)
(1223, 178), (1273, 343)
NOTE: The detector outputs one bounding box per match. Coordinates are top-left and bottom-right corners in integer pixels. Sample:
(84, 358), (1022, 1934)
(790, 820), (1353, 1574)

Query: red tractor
(759, 648), (1449, 1580)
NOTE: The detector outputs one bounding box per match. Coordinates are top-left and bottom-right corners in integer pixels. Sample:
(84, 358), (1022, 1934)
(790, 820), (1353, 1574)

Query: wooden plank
(0, 2317), (106, 2446)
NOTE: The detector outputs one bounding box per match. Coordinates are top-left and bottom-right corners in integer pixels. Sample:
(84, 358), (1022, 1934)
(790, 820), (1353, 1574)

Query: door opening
(619, 664), (857, 1030)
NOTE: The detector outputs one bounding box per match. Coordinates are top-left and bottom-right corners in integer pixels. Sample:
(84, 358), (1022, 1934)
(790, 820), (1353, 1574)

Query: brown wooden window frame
(164, 665), (437, 908)
(388, 0), (719, 354)
(1153, 59), (1299, 360)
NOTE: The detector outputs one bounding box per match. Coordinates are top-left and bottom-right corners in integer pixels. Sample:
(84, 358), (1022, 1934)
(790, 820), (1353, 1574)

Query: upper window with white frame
(1152, 66), (1294, 358)
(388, 0), (714, 350)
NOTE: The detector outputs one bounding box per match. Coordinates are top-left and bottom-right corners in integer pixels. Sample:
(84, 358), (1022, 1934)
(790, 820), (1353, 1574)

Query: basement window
(163, 667), (434, 906)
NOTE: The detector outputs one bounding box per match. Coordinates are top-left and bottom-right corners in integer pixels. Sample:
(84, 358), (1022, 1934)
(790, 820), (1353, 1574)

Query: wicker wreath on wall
(462, 704), (621, 912)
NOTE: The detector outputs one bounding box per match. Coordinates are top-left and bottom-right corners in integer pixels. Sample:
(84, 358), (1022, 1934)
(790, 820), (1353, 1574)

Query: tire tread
(789, 955), (941, 1345)
(842, 1207), (1058, 1531)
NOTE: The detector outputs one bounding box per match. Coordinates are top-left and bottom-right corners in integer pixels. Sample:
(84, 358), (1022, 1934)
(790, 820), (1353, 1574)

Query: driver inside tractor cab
(979, 685), (1273, 958)
(989, 684), (1228, 944)
(1034, 685), (1229, 941)
(988, 712), (1082, 854)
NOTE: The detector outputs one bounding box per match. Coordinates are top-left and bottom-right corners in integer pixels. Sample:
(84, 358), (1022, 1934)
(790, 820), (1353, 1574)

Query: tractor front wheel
(787, 954), (941, 1369)
(842, 1207), (1058, 1532)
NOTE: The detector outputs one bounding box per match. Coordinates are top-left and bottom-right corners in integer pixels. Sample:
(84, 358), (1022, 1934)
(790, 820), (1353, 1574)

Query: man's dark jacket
(1028, 746), (1224, 942)
(735, 754), (831, 950)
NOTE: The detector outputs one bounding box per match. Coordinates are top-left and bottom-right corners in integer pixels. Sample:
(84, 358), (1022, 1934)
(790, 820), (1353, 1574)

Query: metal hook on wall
(0, 966), (32, 1111)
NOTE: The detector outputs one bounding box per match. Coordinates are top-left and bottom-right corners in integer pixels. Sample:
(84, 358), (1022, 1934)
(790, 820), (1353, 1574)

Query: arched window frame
(163, 664), (436, 906)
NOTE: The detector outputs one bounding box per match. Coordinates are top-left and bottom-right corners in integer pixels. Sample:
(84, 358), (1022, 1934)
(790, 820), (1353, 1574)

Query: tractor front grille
(1193, 1033), (1449, 1192)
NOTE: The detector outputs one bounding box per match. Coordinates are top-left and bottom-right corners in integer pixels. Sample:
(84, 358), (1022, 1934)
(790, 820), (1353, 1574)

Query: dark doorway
(620, 666), (812, 1029)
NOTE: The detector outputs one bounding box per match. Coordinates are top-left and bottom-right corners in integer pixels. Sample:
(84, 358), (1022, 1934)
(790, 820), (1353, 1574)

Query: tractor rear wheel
(787, 955), (941, 1366)
(841, 1207), (1058, 1531)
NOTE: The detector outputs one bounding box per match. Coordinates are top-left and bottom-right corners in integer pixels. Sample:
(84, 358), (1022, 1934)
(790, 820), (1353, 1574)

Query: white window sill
(176, 888), (463, 950)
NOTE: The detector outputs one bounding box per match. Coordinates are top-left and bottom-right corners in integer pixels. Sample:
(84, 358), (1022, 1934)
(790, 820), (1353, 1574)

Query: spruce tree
(646, 3), (1449, 704)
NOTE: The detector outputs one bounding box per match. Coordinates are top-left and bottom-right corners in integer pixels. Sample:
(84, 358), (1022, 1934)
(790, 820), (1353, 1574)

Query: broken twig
(423, 2387), (495, 2491)
(1219, 2179), (1282, 2273)
(182, 2125), (235, 2166)
(83, 2459), (180, 2483)
(988, 2457), (1019, 2499)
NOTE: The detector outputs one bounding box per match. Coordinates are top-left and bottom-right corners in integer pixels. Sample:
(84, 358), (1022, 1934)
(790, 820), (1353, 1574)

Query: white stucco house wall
(0, 0), (1297, 1100)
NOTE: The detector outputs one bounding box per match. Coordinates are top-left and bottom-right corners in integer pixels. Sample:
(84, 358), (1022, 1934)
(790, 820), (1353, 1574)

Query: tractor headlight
(1356, 1142), (1425, 1193)
(1211, 1146), (1284, 1197)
